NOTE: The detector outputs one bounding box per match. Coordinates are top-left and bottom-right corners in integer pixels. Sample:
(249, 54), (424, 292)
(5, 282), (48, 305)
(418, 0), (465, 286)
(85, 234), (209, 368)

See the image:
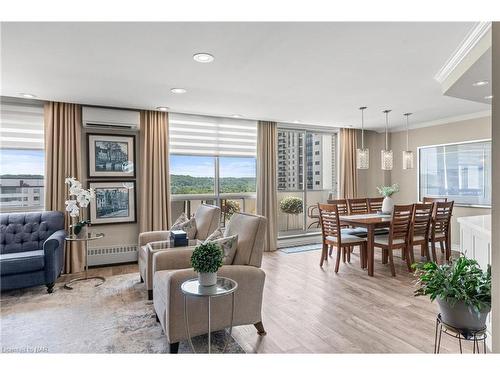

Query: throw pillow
(170, 212), (188, 231)
(210, 234), (238, 265)
(203, 227), (224, 243)
(180, 217), (197, 239)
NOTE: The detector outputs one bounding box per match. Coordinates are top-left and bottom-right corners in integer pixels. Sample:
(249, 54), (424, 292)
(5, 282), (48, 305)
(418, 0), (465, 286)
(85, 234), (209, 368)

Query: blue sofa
(0, 211), (66, 293)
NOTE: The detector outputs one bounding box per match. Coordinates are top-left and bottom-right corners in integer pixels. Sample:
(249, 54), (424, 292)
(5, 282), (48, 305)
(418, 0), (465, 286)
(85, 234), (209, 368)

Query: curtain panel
(256, 121), (278, 252)
(339, 128), (358, 199)
(44, 102), (84, 273)
(139, 110), (171, 233)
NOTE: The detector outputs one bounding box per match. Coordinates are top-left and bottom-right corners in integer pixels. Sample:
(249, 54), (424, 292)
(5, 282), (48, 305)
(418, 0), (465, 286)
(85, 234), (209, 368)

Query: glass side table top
(181, 277), (238, 297)
(146, 239), (201, 251)
(65, 232), (105, 241)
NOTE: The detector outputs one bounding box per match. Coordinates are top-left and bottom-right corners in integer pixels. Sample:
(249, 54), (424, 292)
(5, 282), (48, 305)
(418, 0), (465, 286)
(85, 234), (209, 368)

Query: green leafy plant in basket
(280, 196), (304, 231)
(413, 255), (491, 329)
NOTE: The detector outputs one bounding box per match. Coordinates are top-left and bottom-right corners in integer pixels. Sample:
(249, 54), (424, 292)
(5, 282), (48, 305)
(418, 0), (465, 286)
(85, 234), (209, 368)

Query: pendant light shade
(402, 112), (414, 170)
(381, 109), (393, 170)
(356, 106), (369, 169)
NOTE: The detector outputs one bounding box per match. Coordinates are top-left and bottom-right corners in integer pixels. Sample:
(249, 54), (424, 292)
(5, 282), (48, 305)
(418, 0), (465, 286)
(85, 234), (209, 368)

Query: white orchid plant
(65, 177), (95, 234)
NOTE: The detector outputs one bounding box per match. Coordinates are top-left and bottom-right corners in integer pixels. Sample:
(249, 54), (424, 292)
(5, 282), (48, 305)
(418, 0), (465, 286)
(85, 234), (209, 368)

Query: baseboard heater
(87, 244), (138, 266)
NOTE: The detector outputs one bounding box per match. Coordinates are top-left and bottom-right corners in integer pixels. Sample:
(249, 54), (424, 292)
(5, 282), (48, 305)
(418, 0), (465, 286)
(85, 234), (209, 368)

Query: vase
(198, 272), (217, 287)
(437, 298), (490, 331)
(76, 225), (87, 240)
(381, 196), (394, 214)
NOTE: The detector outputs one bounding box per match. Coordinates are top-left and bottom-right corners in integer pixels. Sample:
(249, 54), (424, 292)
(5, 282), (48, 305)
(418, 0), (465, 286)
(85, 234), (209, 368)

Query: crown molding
(389, 110), (491, 133)
(434, 22), (491, 84)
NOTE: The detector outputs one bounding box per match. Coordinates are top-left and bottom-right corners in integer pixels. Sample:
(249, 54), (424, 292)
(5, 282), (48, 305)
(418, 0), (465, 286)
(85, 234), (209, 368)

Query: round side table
(434, 313), (487, 354)
(64, 233), (106, 290)
(181, 277), (238, 353)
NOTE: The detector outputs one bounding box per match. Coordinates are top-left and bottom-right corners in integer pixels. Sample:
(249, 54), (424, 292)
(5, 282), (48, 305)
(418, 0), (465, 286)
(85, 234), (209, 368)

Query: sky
(170, 155), (256, 178)
(0, 149), (44, 175)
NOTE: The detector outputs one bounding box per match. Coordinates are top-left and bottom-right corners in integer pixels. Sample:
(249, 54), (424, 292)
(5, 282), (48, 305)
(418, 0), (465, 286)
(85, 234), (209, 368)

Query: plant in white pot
(191, 242), (224, 287)
(65, 177), (95, 239)
(376, 183), (399, 214)
(413, 256), (491, 330)
(280, 196), (303, 231)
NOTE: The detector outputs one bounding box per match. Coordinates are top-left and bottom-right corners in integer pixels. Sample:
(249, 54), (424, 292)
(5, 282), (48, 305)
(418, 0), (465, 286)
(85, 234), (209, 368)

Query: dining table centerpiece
(376, 183), (399, 214)
(65, 177), (95, 239)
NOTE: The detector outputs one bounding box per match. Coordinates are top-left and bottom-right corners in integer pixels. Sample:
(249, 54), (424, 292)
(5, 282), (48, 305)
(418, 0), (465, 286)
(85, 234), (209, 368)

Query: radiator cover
(87, 244), (138, 266)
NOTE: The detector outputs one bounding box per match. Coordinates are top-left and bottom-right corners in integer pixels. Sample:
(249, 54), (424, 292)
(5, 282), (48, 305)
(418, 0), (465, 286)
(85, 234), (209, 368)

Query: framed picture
(87, 133), (136, 178)
(89, 181), (136, 225)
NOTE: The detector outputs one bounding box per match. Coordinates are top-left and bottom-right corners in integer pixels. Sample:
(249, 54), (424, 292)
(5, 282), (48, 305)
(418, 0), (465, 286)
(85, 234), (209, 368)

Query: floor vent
(87, 244), (138, 266)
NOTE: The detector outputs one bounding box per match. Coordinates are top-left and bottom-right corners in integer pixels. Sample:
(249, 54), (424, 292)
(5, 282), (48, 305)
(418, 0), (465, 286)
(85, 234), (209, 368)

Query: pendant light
(402, 112), (414, 169)
(356, 106), (369, 169)
(381, 109), (393, 170)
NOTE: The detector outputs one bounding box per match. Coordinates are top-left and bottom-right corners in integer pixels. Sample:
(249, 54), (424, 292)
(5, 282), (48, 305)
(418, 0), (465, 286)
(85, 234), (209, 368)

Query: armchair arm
(43, 229), (66, 282)
(139, 230), (170, 247)
(152, 248), (195, 273)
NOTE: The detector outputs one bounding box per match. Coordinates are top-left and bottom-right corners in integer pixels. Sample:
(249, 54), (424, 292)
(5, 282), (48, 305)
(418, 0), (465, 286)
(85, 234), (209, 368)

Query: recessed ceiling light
(293, 120), (300, 124)
(156, 106), (169, 112)
(19, 93), (37, 98)
(193, 53), (215, 63)
(484, 95), (493, 100)
(472, 80), (489, 87)
(171, 88), (187, 94)
(232, 114), (243, 118)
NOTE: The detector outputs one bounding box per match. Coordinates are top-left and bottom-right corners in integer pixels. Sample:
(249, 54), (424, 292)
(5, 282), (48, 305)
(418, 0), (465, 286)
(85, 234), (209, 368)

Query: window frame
(417, 138), (492, 208)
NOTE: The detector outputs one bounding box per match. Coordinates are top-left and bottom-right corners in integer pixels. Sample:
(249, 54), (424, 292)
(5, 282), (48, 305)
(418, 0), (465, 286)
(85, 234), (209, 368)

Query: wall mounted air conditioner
(82, 106), (140, 131)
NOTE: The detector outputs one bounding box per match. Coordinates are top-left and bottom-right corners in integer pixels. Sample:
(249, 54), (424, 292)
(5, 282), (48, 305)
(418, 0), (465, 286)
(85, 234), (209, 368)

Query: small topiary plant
(191, 242), (224, 274)
(280, 196), (303, 215)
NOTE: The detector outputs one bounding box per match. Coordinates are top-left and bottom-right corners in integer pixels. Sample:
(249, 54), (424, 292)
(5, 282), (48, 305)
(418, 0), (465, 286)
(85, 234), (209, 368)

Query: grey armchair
(138, 203), (221, 299)
(152, 212), (267, 353)
(0, 211), (66, 293)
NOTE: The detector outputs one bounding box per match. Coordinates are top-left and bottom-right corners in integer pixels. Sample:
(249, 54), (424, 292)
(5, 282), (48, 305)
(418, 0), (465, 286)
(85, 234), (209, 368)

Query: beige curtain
(44, 102), (84, 273)
(256, 121), (278, 252)
(139, 110), (171, 232)
(339, 128), (358, 199)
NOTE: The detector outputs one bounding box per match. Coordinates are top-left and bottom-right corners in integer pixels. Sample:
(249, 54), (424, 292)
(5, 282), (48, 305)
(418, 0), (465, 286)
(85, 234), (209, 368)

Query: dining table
(339, 213), (392, 276)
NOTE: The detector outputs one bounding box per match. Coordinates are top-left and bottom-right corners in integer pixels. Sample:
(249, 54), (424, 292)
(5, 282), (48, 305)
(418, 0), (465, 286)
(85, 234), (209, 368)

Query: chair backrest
(432, 201), (454, 234)
(367, 197), (384, 213)
(389, 204), (414, 244)
(411, 203), (433, 240)
(0, 211), (65, 254)
(422, 197), (448, 204)
(318, 203), (341, 242)
(194, 203), (221, 240)
(347, 198), (369, 215)
(326, 199), (348, 215)
(223, 212), (267, 267)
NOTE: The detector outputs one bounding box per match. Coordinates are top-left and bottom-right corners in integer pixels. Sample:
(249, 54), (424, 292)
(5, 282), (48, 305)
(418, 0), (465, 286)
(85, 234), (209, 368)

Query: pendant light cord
(404, 113), (412, 151)
(360, 106), (366, 149)
(385, 111), (389, 150)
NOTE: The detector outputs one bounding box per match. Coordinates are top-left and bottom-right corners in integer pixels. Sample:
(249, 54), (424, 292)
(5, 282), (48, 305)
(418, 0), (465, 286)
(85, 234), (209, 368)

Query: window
(0, 101), (45, 212)
(418, 140), (491, 207)
(168, 113), (257, 220)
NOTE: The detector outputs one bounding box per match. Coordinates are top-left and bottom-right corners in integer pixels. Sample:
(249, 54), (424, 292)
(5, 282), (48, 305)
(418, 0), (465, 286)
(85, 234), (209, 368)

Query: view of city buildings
(0, 175), (44, 211)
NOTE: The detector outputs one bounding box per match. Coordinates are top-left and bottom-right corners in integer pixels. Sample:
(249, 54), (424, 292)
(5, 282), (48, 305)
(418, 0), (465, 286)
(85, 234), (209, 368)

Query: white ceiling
(0, 22), (491, 130)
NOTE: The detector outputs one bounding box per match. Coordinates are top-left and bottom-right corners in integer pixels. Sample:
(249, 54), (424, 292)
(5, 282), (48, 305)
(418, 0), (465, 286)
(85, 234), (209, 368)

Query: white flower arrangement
(65, 177), (95, 218)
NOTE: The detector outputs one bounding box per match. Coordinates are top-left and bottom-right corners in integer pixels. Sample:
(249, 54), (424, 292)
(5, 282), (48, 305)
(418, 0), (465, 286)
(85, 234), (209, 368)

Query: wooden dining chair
(347, 198), (369, 214)
(373, 204), (413, 277)
(429, 201), (454, 262)
(367, 197), (384, 213)
(407, 203), (433, 268)
(422, 197), (448, 204)
(327, 199), (348, 216)
(318, 203), (367, 271)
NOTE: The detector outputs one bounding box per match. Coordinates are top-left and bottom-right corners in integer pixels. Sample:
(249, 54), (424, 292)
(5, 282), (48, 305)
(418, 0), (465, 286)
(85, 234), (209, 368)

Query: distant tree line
(170, 175), (256, 194)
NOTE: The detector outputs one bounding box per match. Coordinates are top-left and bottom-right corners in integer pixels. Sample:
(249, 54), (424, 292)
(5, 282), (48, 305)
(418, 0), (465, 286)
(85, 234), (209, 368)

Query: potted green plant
(280, 196), (303, 230)
(413, 255), (491, 330)
(191, 242), (224, 286)
(376, 183), (399, 214)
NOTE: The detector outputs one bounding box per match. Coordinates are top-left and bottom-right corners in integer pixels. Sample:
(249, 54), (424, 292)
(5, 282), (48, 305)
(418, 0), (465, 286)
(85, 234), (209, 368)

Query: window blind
(169, 113), (257, 156)
(0, 102), (44, 149)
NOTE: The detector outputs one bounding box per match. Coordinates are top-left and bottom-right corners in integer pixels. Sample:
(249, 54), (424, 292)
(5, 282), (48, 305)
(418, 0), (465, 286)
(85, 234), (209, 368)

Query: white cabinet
(458, 215), (491, 349)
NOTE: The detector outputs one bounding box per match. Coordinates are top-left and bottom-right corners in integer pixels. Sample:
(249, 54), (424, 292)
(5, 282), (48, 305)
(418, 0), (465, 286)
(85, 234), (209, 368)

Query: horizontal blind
(0, 103), (44, 149)
(169, 113), (257, 156)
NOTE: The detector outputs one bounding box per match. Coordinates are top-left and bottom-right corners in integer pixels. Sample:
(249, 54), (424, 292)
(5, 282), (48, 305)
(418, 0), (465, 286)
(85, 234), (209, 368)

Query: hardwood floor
(65, 247), (472, 353)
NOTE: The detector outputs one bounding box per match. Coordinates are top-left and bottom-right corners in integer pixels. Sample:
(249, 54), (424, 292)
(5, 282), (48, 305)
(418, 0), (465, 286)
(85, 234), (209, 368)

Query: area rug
(280, 243), (322, 254)
(0, 273), (244, 354)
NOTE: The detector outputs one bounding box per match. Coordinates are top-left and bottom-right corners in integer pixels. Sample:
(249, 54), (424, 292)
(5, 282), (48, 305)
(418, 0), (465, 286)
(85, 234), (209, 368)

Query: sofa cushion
(0, 250), (45, 275)
(0, 211), (64, 255)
